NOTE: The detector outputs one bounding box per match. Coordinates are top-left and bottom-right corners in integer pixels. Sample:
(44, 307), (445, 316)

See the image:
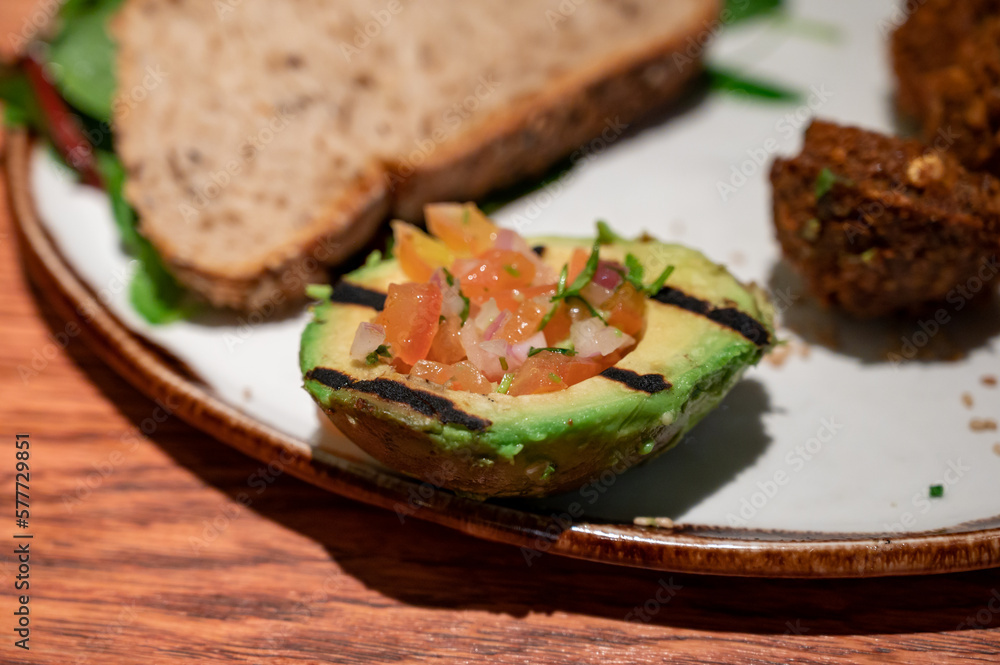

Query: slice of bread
(112, 0), (719, 311)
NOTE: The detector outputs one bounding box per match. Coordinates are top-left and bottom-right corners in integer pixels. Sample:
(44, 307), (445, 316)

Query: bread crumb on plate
(634, 516), (675, 529)
(971, 418), (998, 432)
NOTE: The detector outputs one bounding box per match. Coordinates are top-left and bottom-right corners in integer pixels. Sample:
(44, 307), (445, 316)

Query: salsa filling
(349, 204), (671, 397)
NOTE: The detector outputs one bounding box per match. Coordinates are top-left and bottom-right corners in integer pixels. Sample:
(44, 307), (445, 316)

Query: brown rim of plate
(7, 130), (1000, 579)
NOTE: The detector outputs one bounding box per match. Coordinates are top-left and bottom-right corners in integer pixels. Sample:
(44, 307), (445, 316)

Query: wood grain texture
(1, 2), (1000, 662)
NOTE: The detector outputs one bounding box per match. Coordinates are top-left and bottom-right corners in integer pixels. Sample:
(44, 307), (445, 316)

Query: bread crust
(112, 0), (720, 312)
(389, 2), (718, 220)
(167, 167), (390, 312)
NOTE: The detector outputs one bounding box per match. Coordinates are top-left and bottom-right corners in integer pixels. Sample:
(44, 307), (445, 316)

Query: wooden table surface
(3, 2), (1000, 663)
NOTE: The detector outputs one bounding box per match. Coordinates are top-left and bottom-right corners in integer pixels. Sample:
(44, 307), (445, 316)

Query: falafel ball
(770, 120), (1000, 318)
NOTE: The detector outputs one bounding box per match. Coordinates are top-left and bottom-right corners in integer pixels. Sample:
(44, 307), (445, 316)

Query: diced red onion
(595, 325), (635, 356)
(429, 268), (467, 319)
(571, 317), (634, 358)
(452, 257), (481, 280)
(493, 228), (523, 252)
(482, 309), (510, 341)
(581, 281), (614, 307)
(594, 262), (624, 290)
(474, 298), (501, 333)
(510, 332), (547, 365)
(442, 290), (466, 319)
(350, 322), (386, 361)
(479, 339), (509, 357)
(429, 268), (448, 291)
(460, 321), (504, 381)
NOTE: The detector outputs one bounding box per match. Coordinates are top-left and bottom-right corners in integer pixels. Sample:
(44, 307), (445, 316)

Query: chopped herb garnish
(859, 248), (878, 263)
(365, 344), (392, 365)
(706, 66), (802, 103)
(364, 249), (383, 268)
(646, 265), (675, 295)
(503, 264), (521, 278)
(929, 484), (944, 498)
(528, 347), (576, 358)
(624, 252), (674, 296)
(724, 0), (783, 25)
(815, 167), (839, 199)
(441, 267), (456, 287)
(548, 373), (563, 383)
(305, 284), (333, 301)
(568, 241), (602, 294)
(497, 373), (515, 394)
(596, 220), (624, 245)
(537, 240), (607, 329)
(499, 357), (508, 371)
(623, 253), (646, 291)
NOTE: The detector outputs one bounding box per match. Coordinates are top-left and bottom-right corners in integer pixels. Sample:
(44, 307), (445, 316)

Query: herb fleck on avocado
(624, 253), (675, 296)
(366, 345), (392, 365)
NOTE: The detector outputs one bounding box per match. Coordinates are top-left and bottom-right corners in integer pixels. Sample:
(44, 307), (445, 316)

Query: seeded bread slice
(112, 0), (720, 311)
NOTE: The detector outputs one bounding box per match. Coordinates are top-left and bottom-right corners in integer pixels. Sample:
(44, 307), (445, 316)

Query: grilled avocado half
(300, 237), (774, 498)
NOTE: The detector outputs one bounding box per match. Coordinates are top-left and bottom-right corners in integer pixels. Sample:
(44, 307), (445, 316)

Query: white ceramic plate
(17, 0), (1000, 574)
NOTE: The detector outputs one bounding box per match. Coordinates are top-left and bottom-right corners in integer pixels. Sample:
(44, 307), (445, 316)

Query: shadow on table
(37, 286), (1000, 640)
(769, 259), (1000, 364)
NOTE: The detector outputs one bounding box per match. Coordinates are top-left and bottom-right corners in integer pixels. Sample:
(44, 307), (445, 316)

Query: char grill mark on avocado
(329, 281), (387, 311)
(306, 368), (492, 431)
(652, 287), (771, 347)
(598, 368), (671, 394)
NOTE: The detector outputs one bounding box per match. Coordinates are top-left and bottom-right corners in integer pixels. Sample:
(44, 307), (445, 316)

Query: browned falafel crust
(891, 0), (1000, 119)
(920, 17), (1000, 174)
(892, 1), (1000, 172)
(770, 120), (1000, 318)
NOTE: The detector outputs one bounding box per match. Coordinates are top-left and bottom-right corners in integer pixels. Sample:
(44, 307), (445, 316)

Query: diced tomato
(425, 203), (498, 256)
(540, 300), (594, 347)
(376, 282), (442, 366)
(448, 361), (494, 394)
(520, 284), (557, 300)
(410, 359), (493, 394)
(426, 316), (466, 364)
(566, 248), (591, 283)
(507, 351), (602, 396)
(410, 360), (454, 385)
(605, 282), (647, 338)
(497, 300), (547, 344)
(453, 249), (536, 309)
(393, 221), (454, 282)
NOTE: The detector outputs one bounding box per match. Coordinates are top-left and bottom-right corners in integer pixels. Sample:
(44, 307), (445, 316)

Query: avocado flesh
(300, 237), (775, 498)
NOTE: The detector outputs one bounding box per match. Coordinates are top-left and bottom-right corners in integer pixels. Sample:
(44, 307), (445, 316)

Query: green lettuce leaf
(46, 0), (124, 123)
(95, 150), (195, 324)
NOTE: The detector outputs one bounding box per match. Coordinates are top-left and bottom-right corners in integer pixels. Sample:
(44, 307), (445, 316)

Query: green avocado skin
(300, 237), (775, 498)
